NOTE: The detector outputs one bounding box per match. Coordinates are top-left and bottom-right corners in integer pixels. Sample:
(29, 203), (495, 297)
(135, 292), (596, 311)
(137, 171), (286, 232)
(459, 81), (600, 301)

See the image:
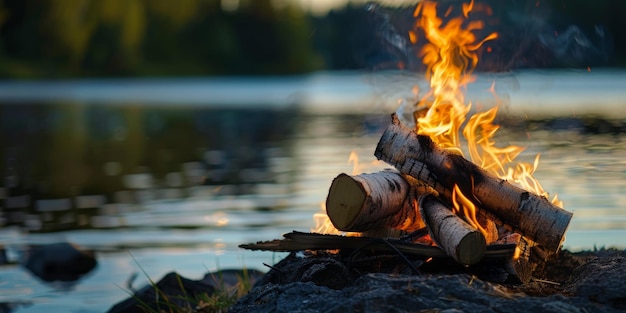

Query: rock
(0, 300), (32, 313)
(231, 273), (620, 313)
(566, 250), (626, 309)
(255, 252), (356, 290)
(23, 242), (97, 282)
(229, 250), (626, 313)
(108, 272), (215, 313)
(108, 269), (265, 313)
(540, 300), (586, 313)
(200, 268), (265, 291)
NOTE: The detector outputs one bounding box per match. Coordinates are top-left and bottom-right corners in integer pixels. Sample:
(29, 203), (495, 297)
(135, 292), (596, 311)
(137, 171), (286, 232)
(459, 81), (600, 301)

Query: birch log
(419, 194), (486, 265)
(326, 170), (427, 232)
(374, 113), (573, 253)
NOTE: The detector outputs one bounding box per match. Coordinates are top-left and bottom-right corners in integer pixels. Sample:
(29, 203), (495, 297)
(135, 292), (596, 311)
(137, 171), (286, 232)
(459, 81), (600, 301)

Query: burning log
(325, 169), (499, 264)
(325, 170), (427, 233)
(374, 113), (573, 253)
(419, 194), (485, 265)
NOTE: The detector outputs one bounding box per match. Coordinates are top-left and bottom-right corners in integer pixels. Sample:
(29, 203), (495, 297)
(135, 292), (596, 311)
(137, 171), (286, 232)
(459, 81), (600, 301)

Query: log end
(455, 230), (486, 266)
(420, 195), (486, 266)
(326, 173), (367, 230)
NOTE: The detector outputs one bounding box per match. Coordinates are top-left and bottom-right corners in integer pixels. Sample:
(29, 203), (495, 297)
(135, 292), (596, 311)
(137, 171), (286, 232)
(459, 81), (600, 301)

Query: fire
(348, 150), (384, 175)
(312, 0), (561, 236)
(348, 151), (360, 175)
(312, 202), (342, 235)
(411, 0), (562, 224)
(411, 0), (497, 153)
(312, 151), (375, 234)
(313, 201), (361, 236)
(451, 184), (486, 236)
(311, 153), (358, 234)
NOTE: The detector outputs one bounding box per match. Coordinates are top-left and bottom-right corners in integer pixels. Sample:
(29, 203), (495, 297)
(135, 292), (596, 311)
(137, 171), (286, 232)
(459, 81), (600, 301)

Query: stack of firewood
(242, 113), (573, 283)
(325, 114), (572, 273)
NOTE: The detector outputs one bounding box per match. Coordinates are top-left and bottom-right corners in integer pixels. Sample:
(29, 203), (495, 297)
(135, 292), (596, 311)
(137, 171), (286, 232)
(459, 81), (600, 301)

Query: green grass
(123, 253), (254, 313)
(194, 269), (253, 313)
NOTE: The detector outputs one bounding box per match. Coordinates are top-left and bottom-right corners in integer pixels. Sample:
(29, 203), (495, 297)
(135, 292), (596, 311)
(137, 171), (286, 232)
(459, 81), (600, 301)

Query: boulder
(23, 242), (97, 282)
(108, 269), (265, 313)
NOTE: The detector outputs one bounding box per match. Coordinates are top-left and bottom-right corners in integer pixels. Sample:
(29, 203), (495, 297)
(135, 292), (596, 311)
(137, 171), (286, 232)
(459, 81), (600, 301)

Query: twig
(532, 278), (561, 285)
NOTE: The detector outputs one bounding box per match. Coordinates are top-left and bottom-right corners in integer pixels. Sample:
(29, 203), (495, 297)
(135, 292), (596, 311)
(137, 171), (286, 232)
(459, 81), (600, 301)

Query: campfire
(241, 0), (572, 284)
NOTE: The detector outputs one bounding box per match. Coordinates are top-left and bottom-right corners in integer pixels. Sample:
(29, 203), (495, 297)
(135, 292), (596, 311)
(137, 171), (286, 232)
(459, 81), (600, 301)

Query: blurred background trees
(0, 0), (624, 78)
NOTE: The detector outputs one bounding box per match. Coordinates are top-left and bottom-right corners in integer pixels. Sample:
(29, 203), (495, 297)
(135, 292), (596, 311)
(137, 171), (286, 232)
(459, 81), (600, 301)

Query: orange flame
(413, 0), (497, 154)
(312, 202), (342, 235)
(312, 151), (376, 235)
(348, 151), (359, 175)
(412, 0), (561, 223)
(451, 184), (487, 236)
(312, 201), (360, 236)
(348, 150), (384, 175)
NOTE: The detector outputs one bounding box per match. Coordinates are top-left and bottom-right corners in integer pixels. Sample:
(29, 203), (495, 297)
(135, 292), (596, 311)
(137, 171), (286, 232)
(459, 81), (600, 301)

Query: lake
(0, 69), (625, 312)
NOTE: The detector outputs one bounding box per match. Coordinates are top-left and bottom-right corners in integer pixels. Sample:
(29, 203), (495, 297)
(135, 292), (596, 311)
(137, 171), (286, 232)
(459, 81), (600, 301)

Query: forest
(0, 0), (624, 78)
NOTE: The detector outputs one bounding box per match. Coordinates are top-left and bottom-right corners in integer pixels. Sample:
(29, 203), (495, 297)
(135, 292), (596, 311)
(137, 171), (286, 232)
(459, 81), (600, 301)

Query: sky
(221, 0), (417, 16)
(295, 0), (416, 16)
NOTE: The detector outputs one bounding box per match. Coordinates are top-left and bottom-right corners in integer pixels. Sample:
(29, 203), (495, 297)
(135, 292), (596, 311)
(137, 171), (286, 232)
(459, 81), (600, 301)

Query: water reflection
(1, 104), (299, 232)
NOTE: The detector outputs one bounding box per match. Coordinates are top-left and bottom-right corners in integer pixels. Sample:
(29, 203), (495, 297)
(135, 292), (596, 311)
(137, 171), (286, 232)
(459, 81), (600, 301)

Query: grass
(123, 253), (254, 313)
(194, 269), (254, 313)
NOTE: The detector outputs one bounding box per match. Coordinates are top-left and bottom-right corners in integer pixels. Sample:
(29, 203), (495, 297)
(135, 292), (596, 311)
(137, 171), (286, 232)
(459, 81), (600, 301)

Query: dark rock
(566, 250), (626, 309)
(231, 273), (620, 313)
(23, 242), (97, 282)
(256, 252), (356, 289)
(229, 250), (626, 313)
(108, 269), (265, 313)
(108, 272), (214, 313)
(201, 269), (265, 291)
(0, 301), (32, 313)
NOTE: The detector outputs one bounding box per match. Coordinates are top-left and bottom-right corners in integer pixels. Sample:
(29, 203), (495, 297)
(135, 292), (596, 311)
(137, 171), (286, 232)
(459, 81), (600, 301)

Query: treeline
(0, 0), (624, 78)
(0, 0), (326, 77)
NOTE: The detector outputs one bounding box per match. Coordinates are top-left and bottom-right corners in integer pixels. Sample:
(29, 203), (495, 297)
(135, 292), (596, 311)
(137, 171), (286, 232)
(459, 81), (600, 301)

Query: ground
(108, 248), (626, 313)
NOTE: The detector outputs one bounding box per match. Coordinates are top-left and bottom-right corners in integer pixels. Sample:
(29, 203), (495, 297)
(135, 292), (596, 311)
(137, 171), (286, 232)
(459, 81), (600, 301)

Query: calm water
(1, 70), (626, 312)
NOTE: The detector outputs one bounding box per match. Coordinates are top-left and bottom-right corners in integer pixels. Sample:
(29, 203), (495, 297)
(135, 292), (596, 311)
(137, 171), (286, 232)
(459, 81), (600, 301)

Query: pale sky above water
(294, 0), (417, 15)
(221, 0), (418, 15)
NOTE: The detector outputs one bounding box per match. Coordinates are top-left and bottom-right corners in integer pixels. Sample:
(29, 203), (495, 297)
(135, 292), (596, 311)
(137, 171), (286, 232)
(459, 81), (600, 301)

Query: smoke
(537, 25), (613, 67)
(356, 2), (414, 71)
(495, 3), (614, 70)
(357, 0), (615, 72)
